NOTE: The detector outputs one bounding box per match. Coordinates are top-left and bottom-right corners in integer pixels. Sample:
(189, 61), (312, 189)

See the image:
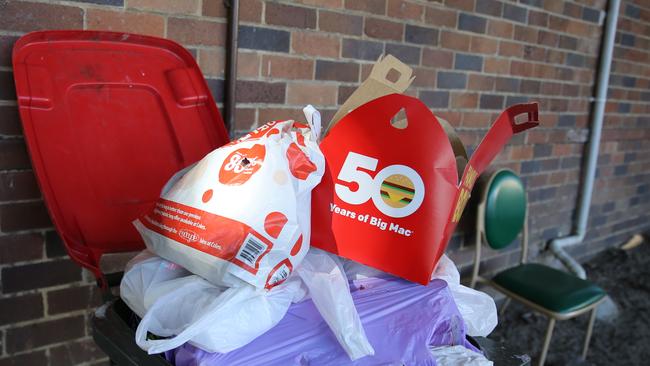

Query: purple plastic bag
(167, 277), (478, 365)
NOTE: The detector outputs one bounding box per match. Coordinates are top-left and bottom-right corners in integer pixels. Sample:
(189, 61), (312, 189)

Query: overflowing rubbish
(119, 54), (537, 363)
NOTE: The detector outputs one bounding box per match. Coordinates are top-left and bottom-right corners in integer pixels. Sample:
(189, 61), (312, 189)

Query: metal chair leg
(538, 317), (556, 366)
(581, 307), (597, 359)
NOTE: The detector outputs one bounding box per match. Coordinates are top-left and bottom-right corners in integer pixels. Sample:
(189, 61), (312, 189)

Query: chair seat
(493, 263), (606, 314)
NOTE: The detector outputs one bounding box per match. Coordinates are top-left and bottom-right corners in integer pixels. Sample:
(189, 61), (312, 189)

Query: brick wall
(0, 0), (648, 365)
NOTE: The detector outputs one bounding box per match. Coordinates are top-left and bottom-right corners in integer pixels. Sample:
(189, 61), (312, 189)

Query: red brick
(2, 258), (82, 294)
(542, 1), (565, 13)
(424, 7), (458, 28)
(451, 92), (479, 108)
(440, 31), (471, 51)
(129, 0), (200, 14)
(523, 45), (546, 61)
(484, 57), (510, 74)
(0, 234), (43, 265)
(499, 41), (524, 58)
(468, 74), (495, 91)
(47, 285), (102, 315)
(338, 85), (357, 104)
(487, 19), (514, 38)
(296, 0), (343, 8)
(0, 105), (22, 136)
(470, 36), (498, 54)
(549, 15), (569, 32)
(445, 0), (474, 11)
(528, 10), (549, 27)
(237, 52), (261, 78)
(344, 0), (387, 15)
(510, 60), (535, 77)
(0, 351), (47, 366)
(0, 171), (41, 201)
(319, 10), (363, 35)
(199, 49), (225, 77)
(364, 17), (404, 41)
(167, 17), (226, 46)
(233, 108), (257, 131)
(258, 108), (305, 123)
(541, 81), (563, 95)
(87, 9), (164, 37)
(422, 49), (454, 69)
(49, 338), (107, 366)
(236, 81), (286, 103)
(0, 36), (18, 68)
(520, 79), (541, 94)
(0, 293), (43, 326)
(0, 201), (52, 232)
(360, 63), (374, 81)
(0, 71), (16, 100)
(537, 30), (559, 47)
(510, 145), (534, 160)
(315, 60), (359, 82)
(549, 171), (568, 185)
(0, 1), (83, 32)
(287, 83), (338, 106)
(266, 2), (317, 29)
(261, 56), (314, 80)
(202, 0), (227, 17)
(546, 49), (565, 64)
(388, 0), (424, 20)
(411, 67), (437, 87)
(461, 112), (495, 128)
(240, 0), (263, 22)
(292, 32), (340, 58)
(514, 25), (538, 43)
(425, 6), (457, 28)
(5, 315), (85, 353)
(0, 140), (31, 170)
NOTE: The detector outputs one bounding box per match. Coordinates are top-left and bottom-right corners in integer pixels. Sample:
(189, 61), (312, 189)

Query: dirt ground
(489, 242), (650, 366)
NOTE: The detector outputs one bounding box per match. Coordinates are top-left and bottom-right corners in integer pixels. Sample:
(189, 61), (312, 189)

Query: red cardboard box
(311, 55), (539, 285)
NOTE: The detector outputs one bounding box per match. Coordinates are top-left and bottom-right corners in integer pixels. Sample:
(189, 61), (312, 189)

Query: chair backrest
(471, 169), (527, 287)
(482, 169), (527, 249)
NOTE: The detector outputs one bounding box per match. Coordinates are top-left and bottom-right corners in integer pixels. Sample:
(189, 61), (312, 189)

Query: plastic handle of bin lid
(303, 104), (321, 141)
(135, 280), (243, 354)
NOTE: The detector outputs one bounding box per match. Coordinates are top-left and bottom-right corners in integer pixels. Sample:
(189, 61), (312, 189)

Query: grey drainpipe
(549, 0), (621, 279)
(224, 0), (239, 138)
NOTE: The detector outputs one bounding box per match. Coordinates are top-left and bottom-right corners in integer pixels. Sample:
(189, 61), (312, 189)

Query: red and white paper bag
(134, 107), (325, 289)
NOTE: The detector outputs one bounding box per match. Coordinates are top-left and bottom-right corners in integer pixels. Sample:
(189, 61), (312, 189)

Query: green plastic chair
(470, 169), (606, 366)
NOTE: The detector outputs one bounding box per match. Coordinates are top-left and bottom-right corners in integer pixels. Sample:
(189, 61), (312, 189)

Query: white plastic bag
(120, 250), (193, 317)
(134, 106), (325, 289)
(430, 345), (493, 366)
(431, 255), (498, 337)
(121, 252), (304, 354)
(296, 248), (374, 360)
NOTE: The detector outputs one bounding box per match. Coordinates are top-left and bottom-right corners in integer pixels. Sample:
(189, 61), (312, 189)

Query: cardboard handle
(504, 102), (539, 133)
(369, 54), (415, 91)
(466, 102), (540, 178)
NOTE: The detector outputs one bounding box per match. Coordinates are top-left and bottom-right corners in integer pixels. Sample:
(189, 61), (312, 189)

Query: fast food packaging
(134, 108), (325, 289)
(311, 55), (539, 284)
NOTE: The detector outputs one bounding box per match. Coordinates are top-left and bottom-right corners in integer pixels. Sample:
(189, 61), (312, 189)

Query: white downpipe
(548, 0), (621, 279)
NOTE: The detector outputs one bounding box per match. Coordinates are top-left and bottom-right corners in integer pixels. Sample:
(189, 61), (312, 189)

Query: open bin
(13, 30), (529, 366)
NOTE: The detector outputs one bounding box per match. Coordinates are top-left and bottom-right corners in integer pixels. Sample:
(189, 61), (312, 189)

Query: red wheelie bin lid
(12, 31), (229, 288)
